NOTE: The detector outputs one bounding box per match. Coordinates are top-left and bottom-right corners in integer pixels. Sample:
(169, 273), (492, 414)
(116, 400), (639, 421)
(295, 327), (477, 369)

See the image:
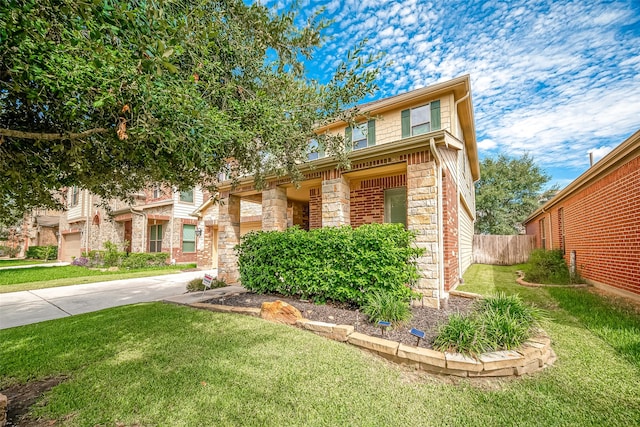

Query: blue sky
(263, 0), (640, 189)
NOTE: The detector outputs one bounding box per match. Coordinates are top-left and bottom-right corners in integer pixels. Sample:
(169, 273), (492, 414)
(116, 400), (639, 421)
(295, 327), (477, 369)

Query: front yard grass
(0, 264), (197, 293)
(1, 264), (639, 426)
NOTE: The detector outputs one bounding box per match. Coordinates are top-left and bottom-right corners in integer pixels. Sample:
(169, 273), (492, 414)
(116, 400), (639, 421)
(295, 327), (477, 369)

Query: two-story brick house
(58, 185), (207, 263)
(194, 75), (480, 308)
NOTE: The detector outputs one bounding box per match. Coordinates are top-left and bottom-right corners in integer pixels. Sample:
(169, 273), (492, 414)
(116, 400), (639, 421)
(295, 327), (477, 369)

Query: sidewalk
(0, 269), (245, 330)
(0, 262), (70, 271)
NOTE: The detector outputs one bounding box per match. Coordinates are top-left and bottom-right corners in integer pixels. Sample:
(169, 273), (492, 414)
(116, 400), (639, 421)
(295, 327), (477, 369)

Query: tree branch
(0, 127), (109, 142)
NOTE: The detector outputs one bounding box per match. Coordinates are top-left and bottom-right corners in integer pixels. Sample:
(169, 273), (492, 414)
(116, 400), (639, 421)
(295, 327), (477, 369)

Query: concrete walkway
(0, 262), (70, 270)
(0, 269), (245, 330)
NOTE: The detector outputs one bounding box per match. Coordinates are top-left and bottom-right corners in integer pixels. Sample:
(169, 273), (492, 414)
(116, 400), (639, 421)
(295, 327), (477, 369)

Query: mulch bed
(204, 293), (477, 349)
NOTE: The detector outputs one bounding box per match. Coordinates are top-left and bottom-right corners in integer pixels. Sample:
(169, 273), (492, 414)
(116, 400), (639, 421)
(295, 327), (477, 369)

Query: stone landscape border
(190, 302), (556, 378)
(515, 271), (589, 288)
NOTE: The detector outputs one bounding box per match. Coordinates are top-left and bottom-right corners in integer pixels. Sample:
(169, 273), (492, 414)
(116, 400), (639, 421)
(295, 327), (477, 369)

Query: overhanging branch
(0, 127), (109, 142)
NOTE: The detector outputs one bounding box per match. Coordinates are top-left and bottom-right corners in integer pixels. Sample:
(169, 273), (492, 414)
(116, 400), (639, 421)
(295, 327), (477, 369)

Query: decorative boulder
(260, 300), (303, 325)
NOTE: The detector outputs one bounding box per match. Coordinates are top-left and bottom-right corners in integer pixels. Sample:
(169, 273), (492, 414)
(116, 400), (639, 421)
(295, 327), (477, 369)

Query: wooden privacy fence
(473, 234), (536, 265)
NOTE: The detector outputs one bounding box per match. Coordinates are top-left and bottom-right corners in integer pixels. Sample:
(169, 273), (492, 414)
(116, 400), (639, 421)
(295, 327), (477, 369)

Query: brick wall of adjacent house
(350, 174), (407, 227)
(442, 168), (459, 291)
(527, 155), (640, 297)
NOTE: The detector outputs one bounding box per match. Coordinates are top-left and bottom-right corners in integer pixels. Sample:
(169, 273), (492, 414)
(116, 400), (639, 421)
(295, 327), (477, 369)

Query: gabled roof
(524, 129), (640, 224)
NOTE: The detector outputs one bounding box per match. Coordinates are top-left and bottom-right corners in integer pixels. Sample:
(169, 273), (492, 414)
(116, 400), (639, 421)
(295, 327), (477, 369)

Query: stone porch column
(262, 186), (288, 231)
(407, 161), (440, 308)
(217, 193), (241, 284)
(321, 176), (350, 227)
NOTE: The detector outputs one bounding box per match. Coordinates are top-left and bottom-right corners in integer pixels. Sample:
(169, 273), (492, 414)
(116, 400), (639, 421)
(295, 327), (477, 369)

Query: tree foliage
(0, 0), (381, 224)
(475, 153), (552, 235)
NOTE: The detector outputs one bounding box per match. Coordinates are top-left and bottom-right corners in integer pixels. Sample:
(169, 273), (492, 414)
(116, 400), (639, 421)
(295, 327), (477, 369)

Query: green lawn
(1, 264), (639, 426)
(0, 259), (52, 267)
(0, 264), (197, 293)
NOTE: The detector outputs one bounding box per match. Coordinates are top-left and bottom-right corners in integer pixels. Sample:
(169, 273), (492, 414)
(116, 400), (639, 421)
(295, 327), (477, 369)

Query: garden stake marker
(378, 321), (391, 336)
(410, 328), (426, 346)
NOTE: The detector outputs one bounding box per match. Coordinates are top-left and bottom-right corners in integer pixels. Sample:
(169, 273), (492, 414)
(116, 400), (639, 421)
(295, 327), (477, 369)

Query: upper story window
(152, 185), (162, 199)
(69, 186), (80, 207)
(345, 120), (375, 151)
(401, 100), (441, 138)
(179, 189), (194, 203)
(307, 139), (321, 161)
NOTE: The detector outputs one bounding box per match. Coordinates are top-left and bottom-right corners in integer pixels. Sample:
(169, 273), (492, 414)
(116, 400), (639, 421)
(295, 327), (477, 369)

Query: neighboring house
(524, 130), (640, 300)
(58, 185), (206, 263)
(194, 75), (480, 308)
(0, 208), (60, 258)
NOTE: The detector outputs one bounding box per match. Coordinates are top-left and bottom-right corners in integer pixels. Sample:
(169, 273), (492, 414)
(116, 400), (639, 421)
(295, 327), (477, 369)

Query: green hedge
(236, 223), (424, 307)
(25, 245), (58, 260)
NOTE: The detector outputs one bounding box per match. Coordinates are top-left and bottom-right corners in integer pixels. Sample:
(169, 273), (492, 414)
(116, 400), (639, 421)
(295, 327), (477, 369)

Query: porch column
(321, 176), (350, 227)
(262, 186), (288, 231)
(407, 160), (440, 308)
(217, 193), (241, 284)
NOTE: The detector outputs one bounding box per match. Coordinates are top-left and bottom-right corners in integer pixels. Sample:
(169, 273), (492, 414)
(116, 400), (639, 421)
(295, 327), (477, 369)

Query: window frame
(409, 104), (431, 136)
(149, 224), (163, 253)
(384, 187), (407, 227)
(179, 189), (194, 203)
(69, 186), (79, 207)
(182, 224), (196, 253)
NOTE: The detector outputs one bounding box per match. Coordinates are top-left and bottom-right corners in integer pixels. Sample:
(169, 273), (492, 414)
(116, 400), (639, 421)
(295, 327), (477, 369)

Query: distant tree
(0, 0), (381, 225)
(475, 154), (553, 235)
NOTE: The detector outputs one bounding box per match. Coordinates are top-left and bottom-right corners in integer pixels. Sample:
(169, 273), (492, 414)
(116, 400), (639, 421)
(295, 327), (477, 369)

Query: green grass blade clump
(432, 313), (489, 355)
(433, 293), (547, 355)
(361, 291), (412, 325)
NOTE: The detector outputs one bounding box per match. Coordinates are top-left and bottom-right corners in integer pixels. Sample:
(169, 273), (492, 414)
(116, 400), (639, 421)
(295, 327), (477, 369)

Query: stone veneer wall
(262, 187), (288, 231)
(406, 151), (440, 308)
(321, 176), (350, 227)
(217, 194), (241, 283)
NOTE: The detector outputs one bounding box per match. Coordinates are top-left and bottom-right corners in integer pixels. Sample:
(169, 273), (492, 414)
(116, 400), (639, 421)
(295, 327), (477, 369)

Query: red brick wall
(350, 174), (406, 227)
(442, 169), (459, 291)
(309, 187), (322, 229)
(527, 155), (640, 296)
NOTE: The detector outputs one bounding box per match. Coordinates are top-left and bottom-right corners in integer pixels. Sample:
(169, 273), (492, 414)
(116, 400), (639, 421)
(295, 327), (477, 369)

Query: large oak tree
(0, 0), (380, 224)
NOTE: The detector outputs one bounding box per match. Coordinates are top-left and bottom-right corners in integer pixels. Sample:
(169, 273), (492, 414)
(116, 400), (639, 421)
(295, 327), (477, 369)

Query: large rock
(260, 300), (303, 325)
(0, 393), (7, 427)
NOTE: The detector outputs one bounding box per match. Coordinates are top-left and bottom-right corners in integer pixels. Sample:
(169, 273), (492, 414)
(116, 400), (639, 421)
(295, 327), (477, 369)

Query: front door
(124, 221), (132, 253)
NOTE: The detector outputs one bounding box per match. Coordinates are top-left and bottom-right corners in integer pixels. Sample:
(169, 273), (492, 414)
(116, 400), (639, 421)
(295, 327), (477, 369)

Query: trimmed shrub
(525, 249), (571, 285)
(361, 291), (413, 325)
(187, 277), (228, 292)
(121, 253), (169, 269)
(236, 223), (424, 307)
(26, 245), (58, 260)
(0, 245), (20, 258)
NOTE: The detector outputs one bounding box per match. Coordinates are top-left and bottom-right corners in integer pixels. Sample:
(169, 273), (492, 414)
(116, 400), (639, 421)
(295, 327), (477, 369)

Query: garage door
(62, 233), (81, 262)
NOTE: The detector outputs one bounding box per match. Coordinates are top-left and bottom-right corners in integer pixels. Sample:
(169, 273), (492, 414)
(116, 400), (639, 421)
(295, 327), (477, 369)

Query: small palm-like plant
(361, 291), (412, 326)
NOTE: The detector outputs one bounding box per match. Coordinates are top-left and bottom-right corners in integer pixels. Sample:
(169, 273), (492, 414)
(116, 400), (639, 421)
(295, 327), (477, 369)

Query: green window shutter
(430, 100), (441, 130)
(345, 126), (352, 152)
(367, 119), (376, 146)
(401, 109), (410, 138)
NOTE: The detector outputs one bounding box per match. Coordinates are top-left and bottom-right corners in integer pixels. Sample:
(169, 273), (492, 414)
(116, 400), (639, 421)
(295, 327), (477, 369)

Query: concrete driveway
(0, 269), (220, 330)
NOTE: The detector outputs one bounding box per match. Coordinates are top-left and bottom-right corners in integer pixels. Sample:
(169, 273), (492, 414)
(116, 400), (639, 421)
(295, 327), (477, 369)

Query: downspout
(453, 91), (470, 138)
(430, 138), (445, 306)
